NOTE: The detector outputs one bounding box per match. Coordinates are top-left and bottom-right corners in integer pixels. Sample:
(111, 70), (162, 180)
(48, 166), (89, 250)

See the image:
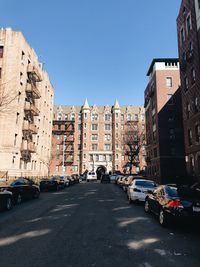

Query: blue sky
(1, 0), (181, 106)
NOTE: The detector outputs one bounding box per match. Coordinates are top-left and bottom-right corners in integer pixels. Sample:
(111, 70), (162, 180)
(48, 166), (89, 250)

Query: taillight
(167, 199), (183, 209)
(133, 188), (141, 192)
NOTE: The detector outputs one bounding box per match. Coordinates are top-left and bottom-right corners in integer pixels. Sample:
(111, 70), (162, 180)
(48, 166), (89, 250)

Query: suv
(101, 174), (110, 184)
(86, 172), (97, 182)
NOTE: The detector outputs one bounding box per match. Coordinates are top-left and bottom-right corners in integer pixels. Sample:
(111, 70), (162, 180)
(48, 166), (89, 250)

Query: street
(0, 182), (199, 267)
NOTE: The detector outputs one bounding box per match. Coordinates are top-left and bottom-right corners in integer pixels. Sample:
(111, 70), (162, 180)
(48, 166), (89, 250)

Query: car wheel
(159, 209), (169, 227)
(5, 197), (12, 211)
(144, 199), (150, 213)
(16, 194), (22, 205)
(34, 190), (40, 199)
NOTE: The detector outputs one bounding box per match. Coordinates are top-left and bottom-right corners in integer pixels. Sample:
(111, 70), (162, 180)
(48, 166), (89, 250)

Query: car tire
(159, 209), (169, 227)
(34, 190), (40, 199)
(144, 199), (150, 213)
(16, 194), (22, 205)
(5, 197), (12, 211)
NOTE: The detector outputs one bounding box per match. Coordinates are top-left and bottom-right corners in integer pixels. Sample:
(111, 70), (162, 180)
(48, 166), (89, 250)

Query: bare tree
(123, 121), (146, 175)
(0, 78), (19, 114)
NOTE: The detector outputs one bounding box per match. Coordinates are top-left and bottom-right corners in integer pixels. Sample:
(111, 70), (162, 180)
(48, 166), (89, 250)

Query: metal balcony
(27, 65), (42, 82)
(26, 83), (41, 99)
(23, 121), (38, 134)
(21, 140), (36, 153)
(24, 101), (40, 116)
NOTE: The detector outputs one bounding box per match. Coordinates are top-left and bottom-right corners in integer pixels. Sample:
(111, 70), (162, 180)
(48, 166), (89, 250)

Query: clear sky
(1, 0), (181, 106)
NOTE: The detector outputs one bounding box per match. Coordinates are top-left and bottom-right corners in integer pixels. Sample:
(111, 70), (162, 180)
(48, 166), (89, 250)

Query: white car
(86, 172), (97, 182)
(127, 179), (157, 203)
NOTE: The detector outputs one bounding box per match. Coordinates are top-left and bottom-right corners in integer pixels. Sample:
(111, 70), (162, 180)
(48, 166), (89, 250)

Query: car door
(148, 187), (161, 214)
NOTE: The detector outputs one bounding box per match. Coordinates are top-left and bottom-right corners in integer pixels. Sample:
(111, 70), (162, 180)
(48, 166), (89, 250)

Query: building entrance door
(96, 166), (106, 180)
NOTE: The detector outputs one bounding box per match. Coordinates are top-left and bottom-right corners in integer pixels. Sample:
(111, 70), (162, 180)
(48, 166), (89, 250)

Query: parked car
(101, 174), (111, 184)
(40, 176), (65, 191)
(86, 172), (97, 182)
(80, 174), (87, 181)
(0, 178), (40, 204)
(0, 190), (13, 210)
(72, 174), (80, 183)
(59, 176), (70, 187)
(122, 176), (135, 192)
(116, 176), (125, 185)
(109, 174), (118, 183)
(144, 185), (200, 227)
(127, 179), (157, 203)
(68, 176), (76, 185)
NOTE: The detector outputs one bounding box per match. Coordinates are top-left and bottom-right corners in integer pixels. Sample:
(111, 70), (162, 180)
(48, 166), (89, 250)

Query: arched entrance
(96, 166), (106, 180)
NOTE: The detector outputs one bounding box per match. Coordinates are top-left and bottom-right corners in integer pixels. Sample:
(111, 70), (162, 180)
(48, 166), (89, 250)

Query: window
(166, 77), (172, 87)
(186, 102), (190, 119)
(116, 154), (119, 159)
(78, 114), (81, 120)
(16, 112), (19, 124)
(92, 124), (98, 130)
(127, 114), (131, 121)
(21, 51), (25, 61)
(134, 114), (138, 121)
(116, 123), (118, 129)
(188, 129), (192, 146)
(84, 113), (87, 119)
(105, 114), (111, 121)
(14, 134), (17, 146)
(92, 134), (98, 141)
(108, 155), (112, 161)
(90, 155), (93, 161)
(184, 76), (189, 91)
(169, 128), (175, 140)
(65, 114), (68, 120)
(116, 113), (119, 118)
(92, 144), (98, 151)
(78, 124), (81, 130)
(195, 125), (200, 142)
(186, 14), (192, 33)
(191, 68), (196, 84)
(141, 114), (145, 121)
(84, 133), (86, 138)
(121, 114), (124, 121)
(104, 134), (111, 141)
(56, 145), (59, 150)
(188, 42), (193, 56)
(180, 27), (185, 44)
(92, 113), (98, 121)
(0, 46), (3, 58)
(105, 124), (111, 130)
(134, 125), (138, 131)
(193, 96), (198, 113)
(71, 113), (75, 121)
(105, 144), (111, 151)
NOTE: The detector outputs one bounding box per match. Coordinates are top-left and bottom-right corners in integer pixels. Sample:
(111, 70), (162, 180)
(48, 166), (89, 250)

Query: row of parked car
(0, 174), (80, 212)
(114, 174), (200, 227)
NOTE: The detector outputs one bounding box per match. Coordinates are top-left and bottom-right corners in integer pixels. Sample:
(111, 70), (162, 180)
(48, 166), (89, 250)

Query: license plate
(193, 207), (200, 212)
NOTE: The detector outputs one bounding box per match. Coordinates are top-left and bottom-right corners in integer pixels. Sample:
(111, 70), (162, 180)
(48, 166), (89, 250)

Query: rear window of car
(135, 180), (156, 188)
(165, 186), (178, 197)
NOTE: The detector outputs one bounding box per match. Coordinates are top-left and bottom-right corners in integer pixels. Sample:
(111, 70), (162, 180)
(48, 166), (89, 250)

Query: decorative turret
(82, 99), (90, 110)
(113, 99), (120, 110)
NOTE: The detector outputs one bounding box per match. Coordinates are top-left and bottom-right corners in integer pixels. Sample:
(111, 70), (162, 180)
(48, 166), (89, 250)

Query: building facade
(177, 0), (200, 181)
(50, 101), (146, 176)
(0, 28), (54, 178)
(144, 58), (186, 184)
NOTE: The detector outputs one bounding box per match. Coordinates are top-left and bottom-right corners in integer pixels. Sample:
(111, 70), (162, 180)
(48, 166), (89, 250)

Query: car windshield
(135, 180), (156, 188)
(166, 186), (178, 197)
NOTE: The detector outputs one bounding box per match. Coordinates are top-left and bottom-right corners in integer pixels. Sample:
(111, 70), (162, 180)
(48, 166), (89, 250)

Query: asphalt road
(0, 182), (199, 267)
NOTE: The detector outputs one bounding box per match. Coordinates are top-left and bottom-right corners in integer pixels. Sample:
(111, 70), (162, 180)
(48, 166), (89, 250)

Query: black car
(101, 174), (110, 184)
(0, 178), (40, 205)
(0, 190), (13, 210)
(40, 176), (65, 191)
(144, 185), (200, 227)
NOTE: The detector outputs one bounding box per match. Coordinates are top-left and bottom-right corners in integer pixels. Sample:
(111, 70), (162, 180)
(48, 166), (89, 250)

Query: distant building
(0, 28), (54, 178)
(177, 0), (200, 182)
(144, 58), (186, 184)
(50, 101), (146, 177)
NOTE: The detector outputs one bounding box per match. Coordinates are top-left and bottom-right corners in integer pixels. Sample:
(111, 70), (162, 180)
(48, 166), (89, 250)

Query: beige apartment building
(50, 100), (146, 177)
(0, 28), (54, 179)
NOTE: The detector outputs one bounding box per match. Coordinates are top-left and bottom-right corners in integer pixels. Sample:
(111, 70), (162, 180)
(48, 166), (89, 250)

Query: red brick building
(177, 0), (200, 182)
(144, 58), (186, 184)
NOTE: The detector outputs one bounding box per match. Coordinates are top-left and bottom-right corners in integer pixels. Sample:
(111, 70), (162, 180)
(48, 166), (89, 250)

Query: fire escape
(21, 65), (42, 162)
(52, 120), (75, 166)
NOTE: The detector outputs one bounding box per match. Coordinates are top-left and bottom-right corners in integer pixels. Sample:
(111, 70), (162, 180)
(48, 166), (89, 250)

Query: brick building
(0, 28), (54, 178)
(177, 0), (200, 181)
(50, 100), (146, 176)
(144, 58), (186, 184)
